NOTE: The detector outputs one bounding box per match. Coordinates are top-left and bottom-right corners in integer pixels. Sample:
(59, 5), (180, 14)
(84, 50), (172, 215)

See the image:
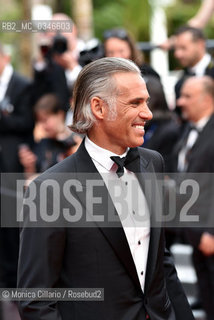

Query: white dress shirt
(0, 64), (13, 102)
(85, 136), (150, 291)
(65, 65), (82, 87)
(189, 53), (211, 76)
(34, 60), (82, 88)
(178, 116), (210, 171)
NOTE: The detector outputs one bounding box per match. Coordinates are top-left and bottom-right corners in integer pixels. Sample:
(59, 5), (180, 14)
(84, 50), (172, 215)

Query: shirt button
(141, 271), (144, 275)
(138, 240), (141, 245)
(132, 210), (135, 215)
(125, 181), (128, 186)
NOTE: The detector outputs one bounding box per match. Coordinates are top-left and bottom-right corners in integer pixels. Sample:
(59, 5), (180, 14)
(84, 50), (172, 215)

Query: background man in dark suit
(173, 75), (214, 320)
(0, 42), (33, 164)
(173, 26), (214, 101)
(0, 41), (34, 320)
(0, 42), (34, 174)
(18, 57), (194, 320)
(0, 40), (34, 282)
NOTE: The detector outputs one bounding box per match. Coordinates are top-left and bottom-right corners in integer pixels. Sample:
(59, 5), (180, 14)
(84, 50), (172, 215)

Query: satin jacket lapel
(135, 149), (162, 293)
(72, 141), (142, 290)
(187, 114), (214, 164)
(4, 72), (15, 99)
(122, 147), (162, 292)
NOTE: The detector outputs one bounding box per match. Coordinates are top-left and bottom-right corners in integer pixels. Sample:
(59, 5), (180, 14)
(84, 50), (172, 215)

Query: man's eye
(131, 101), (140, 106)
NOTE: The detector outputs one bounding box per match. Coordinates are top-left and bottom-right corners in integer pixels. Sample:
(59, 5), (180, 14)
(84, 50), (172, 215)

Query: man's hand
(199, 232), (214, 256)
(158, 36), (175, 51)
(53, 51), (79, 70)
(18, 145), (37, 174)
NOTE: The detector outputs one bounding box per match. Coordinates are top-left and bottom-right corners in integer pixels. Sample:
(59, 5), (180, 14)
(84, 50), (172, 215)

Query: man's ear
(90, 97), (106, 120)
(198, 39), (206, 52)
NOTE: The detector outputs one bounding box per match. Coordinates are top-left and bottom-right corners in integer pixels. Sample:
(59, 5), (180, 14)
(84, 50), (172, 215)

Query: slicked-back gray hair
(70, 57), (141, 134)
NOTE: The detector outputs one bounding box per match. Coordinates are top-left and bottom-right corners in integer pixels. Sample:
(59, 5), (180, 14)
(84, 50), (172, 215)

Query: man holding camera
(32, 13), (83, 113)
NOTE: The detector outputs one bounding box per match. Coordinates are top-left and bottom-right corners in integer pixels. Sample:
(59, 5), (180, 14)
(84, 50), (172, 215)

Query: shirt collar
(192, 115), (210, 132)
(0, 64), (13, 85)
(85, 136), (129, 171)
(189, 53), (211, 76)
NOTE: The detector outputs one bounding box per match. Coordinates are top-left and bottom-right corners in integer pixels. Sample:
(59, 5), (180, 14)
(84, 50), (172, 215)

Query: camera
(52, 33), (68, 55)
(79, 39), (104, 66)
(39, 33), (68, 59)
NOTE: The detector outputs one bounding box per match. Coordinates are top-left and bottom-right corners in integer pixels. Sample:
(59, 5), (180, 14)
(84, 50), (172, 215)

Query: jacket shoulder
(137, 147), (164, 172)
(12, 71), (31, 86)
(32, 153), (77, 186)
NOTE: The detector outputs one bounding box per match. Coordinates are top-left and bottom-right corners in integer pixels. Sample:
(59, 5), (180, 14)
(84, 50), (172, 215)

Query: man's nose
(174, 50), (182, 60)
(139, 105), (153, 120)
(177, 97), (183, 108)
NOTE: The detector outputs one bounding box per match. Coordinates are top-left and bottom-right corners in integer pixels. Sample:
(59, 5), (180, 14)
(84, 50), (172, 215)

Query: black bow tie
(110, 148), (140, 177)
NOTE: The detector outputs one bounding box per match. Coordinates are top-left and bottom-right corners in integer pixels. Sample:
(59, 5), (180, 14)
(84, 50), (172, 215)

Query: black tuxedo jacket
(0, 71), (34, 172)
(32, 61), (70, 112)
(170, 114), (214, 172)
(169, 114), (214, 247)
(18, 142), (194, 320)
(184, 114), (214, 173)
(0, 71), (34, 290)
(187, 114), (214, 246)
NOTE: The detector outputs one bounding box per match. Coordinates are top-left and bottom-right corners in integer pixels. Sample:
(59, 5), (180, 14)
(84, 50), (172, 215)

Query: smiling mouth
(133, 125), (145, 130)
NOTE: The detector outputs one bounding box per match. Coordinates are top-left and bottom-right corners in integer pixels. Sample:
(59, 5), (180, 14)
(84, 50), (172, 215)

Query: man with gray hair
(18, 57), (194, 320)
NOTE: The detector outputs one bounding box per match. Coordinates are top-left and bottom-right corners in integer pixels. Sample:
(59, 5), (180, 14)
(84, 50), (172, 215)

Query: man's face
(177, 79), (204, 122)
(36, 110), (65, 138)
(174, 32), (204, 68)
(99, 72), (153, 154)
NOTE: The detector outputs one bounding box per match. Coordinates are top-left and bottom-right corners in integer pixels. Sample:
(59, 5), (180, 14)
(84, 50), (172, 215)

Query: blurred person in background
(173, 26), (214, 101)
(142, 76), (180, 172)
(103, 28), (160, 79)
(19, 93), (82, 179)
(50, 13), (84, 89)
(32, 13), (83, 113)
(142, 76), (181, 250)
(169, 76), (214, 320)
(0, 42), (34, 174)
(160, 0), (214, 50)
(0, 41), (34, 320)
